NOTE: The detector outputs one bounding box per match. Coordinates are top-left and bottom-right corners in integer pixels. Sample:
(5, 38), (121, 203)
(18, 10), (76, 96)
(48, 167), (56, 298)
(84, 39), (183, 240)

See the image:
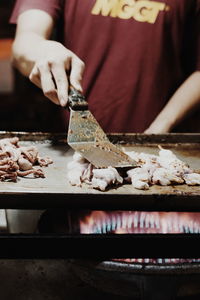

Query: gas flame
(80, 211), (200, 234)
(79, 211), (200, 264)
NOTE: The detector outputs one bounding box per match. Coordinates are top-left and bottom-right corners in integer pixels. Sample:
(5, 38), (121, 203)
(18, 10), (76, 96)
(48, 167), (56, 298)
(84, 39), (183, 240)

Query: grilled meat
(91, 167), (123, 191)
(0, 137), (53, 181)
(67, 147), (200, 190)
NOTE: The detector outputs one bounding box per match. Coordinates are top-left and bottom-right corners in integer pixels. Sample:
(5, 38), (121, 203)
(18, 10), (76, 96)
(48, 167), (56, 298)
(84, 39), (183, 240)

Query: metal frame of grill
(0, 131), (199, 260)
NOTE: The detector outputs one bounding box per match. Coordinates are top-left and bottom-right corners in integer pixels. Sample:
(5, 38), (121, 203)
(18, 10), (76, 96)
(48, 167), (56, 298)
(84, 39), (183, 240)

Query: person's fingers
(51, 61), (69, 107)
(70, 55), (85, 92)
(29, 50), (84, 106)
(30, 63), (59, 105)
(29, 65), (42, 89)
(37, 62), (60, 105)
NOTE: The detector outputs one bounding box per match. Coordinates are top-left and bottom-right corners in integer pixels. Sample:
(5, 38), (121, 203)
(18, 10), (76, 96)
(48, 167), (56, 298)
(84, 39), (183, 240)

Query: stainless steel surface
(68, 109), (136, 168)
(0, 132), (199, 210)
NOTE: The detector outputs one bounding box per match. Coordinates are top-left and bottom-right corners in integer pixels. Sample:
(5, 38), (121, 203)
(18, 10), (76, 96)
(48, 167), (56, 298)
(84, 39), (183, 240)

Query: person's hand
(29, 40), (85, 106)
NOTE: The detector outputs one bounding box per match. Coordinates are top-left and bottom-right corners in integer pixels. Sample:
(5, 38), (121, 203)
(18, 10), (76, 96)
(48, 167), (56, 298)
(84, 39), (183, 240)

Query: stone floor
(0, 260), (134, 300)
(0, 260), (200, 300)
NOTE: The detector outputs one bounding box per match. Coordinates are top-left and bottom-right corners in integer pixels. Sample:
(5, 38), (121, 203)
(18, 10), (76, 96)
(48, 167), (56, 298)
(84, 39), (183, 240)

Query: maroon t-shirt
(10, 0), (200, 133)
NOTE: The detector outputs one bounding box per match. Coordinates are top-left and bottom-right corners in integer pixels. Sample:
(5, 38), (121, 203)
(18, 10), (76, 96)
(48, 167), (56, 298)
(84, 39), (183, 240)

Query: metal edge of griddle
(0, 131), (67, 143)
(0, 233), (200, 260)
(107, 132), (200, 144)
(0, 131), (199, 143)
(1, 192), (200, 211)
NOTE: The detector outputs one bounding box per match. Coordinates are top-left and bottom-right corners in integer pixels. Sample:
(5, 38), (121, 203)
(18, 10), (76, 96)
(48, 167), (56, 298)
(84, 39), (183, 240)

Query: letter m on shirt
(91, 0), (119, 17)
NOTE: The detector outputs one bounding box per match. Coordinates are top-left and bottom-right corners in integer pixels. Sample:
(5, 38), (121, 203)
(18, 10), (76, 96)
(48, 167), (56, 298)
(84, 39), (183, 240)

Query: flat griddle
(0, 131), (200, 259)
(0, 131), (199, 211)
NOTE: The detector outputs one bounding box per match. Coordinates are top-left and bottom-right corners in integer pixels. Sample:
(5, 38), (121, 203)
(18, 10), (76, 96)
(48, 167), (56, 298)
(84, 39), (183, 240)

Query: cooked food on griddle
(67, 152), (123, 190)
(67, 147), (200, 191)
(0, 137), (53, 182)
(67, 152), (90, 186)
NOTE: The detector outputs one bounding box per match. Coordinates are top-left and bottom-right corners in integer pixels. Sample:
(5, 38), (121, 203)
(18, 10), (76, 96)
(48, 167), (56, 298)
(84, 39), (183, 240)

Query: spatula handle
(68, 87), (88, 111)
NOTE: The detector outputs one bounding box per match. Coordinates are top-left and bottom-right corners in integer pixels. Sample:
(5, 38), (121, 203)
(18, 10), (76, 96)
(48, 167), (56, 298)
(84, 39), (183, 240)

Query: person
(7, 0), (200, 234)
(10, 0), (200, 135)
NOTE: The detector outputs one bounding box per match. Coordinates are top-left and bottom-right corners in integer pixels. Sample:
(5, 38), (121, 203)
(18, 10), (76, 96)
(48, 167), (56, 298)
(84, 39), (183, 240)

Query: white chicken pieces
(67, 147), (200, 191)
(67, 152), (123, 190)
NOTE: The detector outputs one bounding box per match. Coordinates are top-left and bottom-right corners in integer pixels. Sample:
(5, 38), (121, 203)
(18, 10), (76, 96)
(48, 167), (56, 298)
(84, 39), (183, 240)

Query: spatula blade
(67, 109), (136, 168)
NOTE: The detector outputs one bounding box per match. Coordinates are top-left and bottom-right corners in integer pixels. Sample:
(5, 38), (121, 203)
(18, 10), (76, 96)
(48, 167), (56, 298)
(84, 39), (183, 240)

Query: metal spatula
(67, 88), (136, 168)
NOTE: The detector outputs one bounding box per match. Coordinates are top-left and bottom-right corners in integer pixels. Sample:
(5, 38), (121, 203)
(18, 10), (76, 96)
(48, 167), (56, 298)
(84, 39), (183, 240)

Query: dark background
(0, 0), (200, 133)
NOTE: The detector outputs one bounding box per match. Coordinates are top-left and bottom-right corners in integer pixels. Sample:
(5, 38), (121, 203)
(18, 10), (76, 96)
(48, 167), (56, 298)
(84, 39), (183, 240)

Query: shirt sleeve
(195, 1), (200, 70)
(10, 0), (63, 24)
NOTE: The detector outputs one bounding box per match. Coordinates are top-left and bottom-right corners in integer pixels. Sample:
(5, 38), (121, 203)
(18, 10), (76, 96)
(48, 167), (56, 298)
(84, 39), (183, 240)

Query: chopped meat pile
(67, 147), (200, 191)
(0, 137), (53, 182)
(67, 152), (123, 190)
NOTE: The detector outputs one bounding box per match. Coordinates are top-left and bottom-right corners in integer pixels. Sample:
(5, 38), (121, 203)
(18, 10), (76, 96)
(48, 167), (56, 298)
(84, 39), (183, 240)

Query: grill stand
(0, 133), (199, 299)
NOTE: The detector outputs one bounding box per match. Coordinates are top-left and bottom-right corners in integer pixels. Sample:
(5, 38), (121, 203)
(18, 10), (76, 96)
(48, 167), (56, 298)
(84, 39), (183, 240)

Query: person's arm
(12, 9), (84, 106)
(144, 71), (200, 133)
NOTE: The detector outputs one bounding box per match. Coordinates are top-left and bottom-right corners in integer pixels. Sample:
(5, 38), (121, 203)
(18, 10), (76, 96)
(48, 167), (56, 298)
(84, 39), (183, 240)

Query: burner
(78, 210), (200, 265)
(38, 209), (200, 298)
